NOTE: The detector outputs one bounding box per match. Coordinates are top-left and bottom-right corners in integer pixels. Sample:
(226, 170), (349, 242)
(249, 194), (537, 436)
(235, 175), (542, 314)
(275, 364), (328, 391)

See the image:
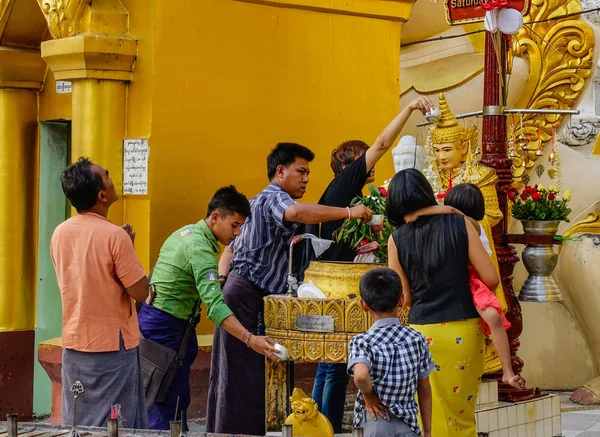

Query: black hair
(385, 168), (463, 278)
(359, 268), (402, 313)
(267, 142), (315, 180)
(385, 168), (437, 227)
(206, 185), (251, 219)
(60, 157), (104, 212)
(444, 183), (485, 221)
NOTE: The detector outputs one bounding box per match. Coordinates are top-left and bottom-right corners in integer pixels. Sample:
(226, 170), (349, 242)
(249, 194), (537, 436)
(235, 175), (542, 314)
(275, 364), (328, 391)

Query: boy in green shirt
(138, 185), (278, 429)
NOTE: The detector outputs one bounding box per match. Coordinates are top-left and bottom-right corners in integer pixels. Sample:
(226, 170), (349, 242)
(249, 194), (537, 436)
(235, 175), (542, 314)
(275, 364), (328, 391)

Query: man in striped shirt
(207, 142), (372, 436)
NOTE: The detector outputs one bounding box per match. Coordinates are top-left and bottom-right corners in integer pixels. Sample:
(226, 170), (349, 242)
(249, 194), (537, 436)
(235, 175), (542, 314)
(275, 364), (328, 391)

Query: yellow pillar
(0, 46), (46, 419)
(0, 89), (38, 331)
(70, 80), (127, 222)
(41, 34), (136, 224)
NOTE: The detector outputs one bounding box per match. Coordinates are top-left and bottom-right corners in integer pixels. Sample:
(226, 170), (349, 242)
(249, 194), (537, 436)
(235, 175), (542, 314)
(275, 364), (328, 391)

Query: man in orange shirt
(51, 157), (149, 428)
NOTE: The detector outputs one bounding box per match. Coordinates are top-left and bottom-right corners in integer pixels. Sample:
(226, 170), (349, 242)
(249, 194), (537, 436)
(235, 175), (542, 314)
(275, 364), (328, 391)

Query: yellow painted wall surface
(121, 0), (153, 272)
(148, 1), (405, 333)
(39, 70), (72, 122)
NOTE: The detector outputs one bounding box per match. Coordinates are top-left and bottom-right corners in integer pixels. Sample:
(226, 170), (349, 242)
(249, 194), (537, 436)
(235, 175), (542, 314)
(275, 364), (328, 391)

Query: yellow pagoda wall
(147, 0), (412, 333)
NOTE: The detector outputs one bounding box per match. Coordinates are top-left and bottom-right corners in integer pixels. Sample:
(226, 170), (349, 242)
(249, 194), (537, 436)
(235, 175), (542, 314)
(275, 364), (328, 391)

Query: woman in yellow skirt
(385, 169), (499, 437)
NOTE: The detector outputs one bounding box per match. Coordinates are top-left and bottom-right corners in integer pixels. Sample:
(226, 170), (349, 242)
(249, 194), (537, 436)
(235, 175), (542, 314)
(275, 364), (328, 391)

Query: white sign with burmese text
(123, 139), (149, 195)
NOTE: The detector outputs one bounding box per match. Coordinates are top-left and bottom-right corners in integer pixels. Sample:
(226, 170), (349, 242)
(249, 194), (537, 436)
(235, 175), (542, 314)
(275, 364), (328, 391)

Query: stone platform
(37, 339), (563, 436)
(476, 381), (562, 437)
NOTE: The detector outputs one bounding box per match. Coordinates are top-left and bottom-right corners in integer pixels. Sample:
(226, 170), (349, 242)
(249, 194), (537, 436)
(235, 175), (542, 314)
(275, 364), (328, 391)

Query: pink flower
(378, 187), (387, 197)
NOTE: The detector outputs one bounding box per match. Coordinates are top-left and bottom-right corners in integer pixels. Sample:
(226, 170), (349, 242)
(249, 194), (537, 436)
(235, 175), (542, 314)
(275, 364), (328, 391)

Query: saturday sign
(444, 0), (529, 25)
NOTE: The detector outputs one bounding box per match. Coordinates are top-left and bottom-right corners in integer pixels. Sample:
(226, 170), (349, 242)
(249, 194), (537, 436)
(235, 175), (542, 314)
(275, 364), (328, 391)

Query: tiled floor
(561, 409), (600, 437)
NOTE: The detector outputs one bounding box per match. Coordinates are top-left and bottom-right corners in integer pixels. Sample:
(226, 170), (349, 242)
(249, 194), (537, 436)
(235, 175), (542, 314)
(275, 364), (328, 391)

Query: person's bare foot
(503, 373), (526, 389)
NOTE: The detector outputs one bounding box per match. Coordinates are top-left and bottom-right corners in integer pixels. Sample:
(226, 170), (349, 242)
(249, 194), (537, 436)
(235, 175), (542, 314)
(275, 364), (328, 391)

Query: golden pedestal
(265, 261), (410, 431)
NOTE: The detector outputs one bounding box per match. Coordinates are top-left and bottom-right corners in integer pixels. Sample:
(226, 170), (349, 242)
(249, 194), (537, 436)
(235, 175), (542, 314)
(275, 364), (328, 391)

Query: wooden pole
(480, 31), (524, 376)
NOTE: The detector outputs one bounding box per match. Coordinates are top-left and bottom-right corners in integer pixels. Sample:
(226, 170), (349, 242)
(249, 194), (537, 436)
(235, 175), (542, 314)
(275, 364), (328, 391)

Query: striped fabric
(230, 183), (297, 295)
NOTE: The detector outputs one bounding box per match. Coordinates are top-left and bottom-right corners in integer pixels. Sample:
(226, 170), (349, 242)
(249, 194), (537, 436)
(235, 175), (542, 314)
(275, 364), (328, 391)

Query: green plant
(510, 184), (571, 222)
(333, 184), (394, 263)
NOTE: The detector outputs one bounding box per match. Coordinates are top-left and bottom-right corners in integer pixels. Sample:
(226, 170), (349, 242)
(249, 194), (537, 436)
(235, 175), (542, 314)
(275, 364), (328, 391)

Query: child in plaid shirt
(348, 268), (434, 437)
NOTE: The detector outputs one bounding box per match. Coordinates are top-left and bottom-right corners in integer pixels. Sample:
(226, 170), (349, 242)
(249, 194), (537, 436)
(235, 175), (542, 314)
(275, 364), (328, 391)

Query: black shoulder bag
(138, 274), (198, 408)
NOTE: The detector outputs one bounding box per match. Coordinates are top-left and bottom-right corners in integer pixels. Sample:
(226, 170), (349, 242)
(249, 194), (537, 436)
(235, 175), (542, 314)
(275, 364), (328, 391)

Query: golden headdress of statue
(431, 93), (466, 145)
(424, 93), (480, 187)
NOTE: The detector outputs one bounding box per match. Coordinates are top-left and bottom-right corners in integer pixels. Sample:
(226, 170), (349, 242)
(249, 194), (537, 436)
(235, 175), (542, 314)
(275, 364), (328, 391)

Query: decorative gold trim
(0, 47), (46, 91)
(265, 295), (410, 362)
(38, 0), (91, 39)
(562, 212), (600, 241)
(234, 0), (416, 22)
(40, 34), (136, 82)
(511, 0), (594, 187)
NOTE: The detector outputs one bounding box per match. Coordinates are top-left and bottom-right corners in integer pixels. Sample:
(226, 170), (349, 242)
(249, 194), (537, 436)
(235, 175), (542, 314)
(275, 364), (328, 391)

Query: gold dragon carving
(38, 0), (91, 39)
(511, 0), (595, 187)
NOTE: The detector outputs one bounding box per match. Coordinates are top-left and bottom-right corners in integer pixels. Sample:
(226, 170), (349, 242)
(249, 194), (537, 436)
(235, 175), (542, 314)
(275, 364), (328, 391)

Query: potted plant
(333, 184), (393, 264)
(509, 184), (572, 302)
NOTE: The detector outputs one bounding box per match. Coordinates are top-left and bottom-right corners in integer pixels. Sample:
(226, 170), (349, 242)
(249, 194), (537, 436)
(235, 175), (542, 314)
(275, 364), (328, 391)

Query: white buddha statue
(392, 135), (427, 172)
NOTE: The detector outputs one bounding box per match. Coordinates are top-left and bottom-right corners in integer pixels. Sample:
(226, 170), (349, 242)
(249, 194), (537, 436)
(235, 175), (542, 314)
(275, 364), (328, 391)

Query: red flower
(531, 192), (542, 202)
(525, 185), (538, 193)
(548, 192), (556, 200)
(372, 225), (383, 232)
(520, 192), (528, 201)
(357, 238), (371, 248)
(508, 190), (517, 201)
(378, 187), (387, 197)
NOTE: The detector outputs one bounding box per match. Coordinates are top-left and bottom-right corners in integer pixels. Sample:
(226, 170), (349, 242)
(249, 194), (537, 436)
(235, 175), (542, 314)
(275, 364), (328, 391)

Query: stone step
(477, 380), (499, 411)
(476, 393), (562, 437)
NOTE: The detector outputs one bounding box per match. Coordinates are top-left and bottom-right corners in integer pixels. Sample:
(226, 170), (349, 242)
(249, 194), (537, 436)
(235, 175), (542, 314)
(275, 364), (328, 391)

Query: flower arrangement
(509, 184), (572, 222)
(332, 184), (394, 263)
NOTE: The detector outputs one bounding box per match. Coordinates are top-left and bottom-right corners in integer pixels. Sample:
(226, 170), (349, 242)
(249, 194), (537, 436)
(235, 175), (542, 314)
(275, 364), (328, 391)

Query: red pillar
(479, 32), (524, 376)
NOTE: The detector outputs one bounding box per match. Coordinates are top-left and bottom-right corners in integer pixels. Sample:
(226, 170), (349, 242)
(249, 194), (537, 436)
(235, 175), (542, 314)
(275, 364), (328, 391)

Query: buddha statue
(392, 135), (427, 172)
(422, 93), (507, 375)
(284, 388), (334, 437)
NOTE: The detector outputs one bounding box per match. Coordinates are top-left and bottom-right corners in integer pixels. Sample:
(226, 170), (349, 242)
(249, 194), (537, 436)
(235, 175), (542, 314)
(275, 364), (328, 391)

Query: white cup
(426, 107), (440, 123)
(273, 343), (289, 361)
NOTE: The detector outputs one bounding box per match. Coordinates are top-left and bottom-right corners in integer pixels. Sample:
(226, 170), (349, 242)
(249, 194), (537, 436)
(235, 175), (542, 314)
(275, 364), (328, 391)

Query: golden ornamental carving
(264, 297), (276, 328)
(305, 333), (325, 362)
(511, 0), (594, 187)
(345, 299), (368, 333)
(39, 0), (91, 39)
(289, 331), (304, 361)
(276, 298), (290, 330)
(265, 360), (288, 431)
(397, 306), (410, 325)
(264, 295), (412, 362)
(290, 299), (302, 329)
(303, 299), (323, 317)
(324, 300), (345, 331)
(324, 334), (347, 363)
